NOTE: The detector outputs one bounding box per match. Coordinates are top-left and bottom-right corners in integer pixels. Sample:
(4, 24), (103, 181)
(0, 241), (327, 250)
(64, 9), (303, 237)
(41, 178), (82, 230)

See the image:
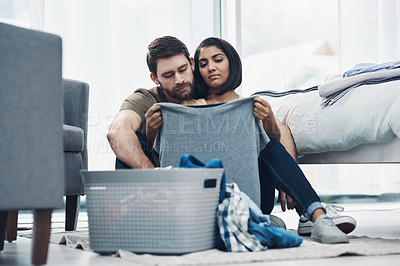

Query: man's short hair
(146, 36), (191, 77)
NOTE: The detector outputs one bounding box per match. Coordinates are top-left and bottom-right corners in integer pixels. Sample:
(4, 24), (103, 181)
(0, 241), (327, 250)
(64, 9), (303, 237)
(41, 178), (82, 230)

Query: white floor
(1, 202), (400, 266)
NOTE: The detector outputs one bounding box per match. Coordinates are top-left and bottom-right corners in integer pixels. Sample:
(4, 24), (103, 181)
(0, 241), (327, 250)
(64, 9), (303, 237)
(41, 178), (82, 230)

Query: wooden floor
(1, 202), (400, 266)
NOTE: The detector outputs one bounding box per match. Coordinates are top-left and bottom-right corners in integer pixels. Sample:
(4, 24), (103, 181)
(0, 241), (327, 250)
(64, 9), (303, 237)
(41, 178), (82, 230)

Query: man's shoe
(298, 203), (356, 236)
(311, 215), (350, 244)
(270, 214), (286, 229)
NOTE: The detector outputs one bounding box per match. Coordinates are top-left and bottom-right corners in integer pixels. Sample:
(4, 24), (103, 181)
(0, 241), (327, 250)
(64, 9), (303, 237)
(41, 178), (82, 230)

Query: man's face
(151, 54), (195, 103)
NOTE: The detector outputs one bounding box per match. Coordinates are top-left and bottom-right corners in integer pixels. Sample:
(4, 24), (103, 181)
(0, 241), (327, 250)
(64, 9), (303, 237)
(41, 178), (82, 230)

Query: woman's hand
(253, 97), (280, 139)
(277, 189), (296, 212)
(144, 105), (163, 145)
(253, 96), (273, 121)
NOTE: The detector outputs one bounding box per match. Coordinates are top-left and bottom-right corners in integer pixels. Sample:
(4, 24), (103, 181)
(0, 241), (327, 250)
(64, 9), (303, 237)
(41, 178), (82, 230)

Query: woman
(193, 37), (355, 244)
(147, 37), (352, 244)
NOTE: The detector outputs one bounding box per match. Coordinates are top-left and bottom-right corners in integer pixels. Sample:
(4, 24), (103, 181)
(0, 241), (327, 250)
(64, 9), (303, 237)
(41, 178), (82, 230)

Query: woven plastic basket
(81, 168), (223, 254)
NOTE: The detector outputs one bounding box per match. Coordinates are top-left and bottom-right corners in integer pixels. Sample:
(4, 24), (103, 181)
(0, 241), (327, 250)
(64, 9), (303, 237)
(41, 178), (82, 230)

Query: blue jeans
(259, 138), (323, 219)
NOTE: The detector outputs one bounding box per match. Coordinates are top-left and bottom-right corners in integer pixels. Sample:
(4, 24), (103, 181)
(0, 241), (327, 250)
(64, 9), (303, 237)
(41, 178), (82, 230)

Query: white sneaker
(298, 203), (356, 236)
(311, 215), (349, 244)
(269, 214), (286, 229)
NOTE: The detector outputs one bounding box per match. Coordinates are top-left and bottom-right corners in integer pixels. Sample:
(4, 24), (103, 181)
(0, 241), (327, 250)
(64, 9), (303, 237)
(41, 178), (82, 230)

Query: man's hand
(145, 105), (163, 145)
(277, 190), (296, 212)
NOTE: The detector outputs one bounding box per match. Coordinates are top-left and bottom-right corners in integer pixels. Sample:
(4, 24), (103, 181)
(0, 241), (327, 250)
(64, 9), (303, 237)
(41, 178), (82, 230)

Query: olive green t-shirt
(120, 86), (167, 135)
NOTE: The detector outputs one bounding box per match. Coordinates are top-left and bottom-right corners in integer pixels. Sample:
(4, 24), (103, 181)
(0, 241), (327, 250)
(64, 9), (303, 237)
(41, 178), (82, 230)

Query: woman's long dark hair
(193, 37), (242, 99)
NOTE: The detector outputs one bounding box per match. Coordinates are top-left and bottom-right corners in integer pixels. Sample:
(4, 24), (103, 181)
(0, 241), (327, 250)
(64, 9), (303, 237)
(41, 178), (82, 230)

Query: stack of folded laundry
(319, 61), (400, 105)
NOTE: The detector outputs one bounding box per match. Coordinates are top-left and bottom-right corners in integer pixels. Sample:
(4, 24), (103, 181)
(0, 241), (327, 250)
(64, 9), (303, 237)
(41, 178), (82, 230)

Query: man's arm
(107, 110), (155, 169)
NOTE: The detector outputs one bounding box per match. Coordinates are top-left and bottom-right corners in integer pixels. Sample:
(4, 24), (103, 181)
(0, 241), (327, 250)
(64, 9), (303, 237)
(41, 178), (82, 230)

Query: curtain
(339, 0), (400, 71)
(29, 0), (214, 170)
(29, 0), (44, 30)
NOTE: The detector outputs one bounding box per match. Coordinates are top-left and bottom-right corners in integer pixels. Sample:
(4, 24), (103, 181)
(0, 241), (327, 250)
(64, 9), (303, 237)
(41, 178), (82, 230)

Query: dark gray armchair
(63, 79), (89, 231)
(0, 22), (64, 265)
(0, 22), (89, 264)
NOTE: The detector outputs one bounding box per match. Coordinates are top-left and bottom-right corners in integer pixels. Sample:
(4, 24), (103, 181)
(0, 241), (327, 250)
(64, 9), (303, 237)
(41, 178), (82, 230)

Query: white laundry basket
(80, 168), (223, 254)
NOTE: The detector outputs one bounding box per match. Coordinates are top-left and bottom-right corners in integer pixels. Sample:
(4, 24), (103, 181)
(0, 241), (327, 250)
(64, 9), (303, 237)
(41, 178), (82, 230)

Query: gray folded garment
(319, 68), (400, 105)
(153, 97), (270, 207)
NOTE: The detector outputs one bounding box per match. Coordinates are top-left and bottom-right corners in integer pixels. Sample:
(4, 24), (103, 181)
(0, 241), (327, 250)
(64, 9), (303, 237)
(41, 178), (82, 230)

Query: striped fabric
(217, 183), (266, 252)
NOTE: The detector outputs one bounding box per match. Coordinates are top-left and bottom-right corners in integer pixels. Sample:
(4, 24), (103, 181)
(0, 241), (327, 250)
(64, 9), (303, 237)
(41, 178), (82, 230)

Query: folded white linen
(343, 61), (400, 77)
(318, 68), (400, 98)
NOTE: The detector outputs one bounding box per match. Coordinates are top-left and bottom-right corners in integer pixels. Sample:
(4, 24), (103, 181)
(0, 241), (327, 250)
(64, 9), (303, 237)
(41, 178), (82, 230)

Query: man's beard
(163, 82), (194, 101)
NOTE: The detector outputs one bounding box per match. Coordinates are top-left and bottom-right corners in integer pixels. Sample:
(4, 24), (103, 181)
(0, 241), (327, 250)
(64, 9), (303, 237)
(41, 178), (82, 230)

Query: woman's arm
(253, 97), (297, 211)
(276, 119), (297, 160)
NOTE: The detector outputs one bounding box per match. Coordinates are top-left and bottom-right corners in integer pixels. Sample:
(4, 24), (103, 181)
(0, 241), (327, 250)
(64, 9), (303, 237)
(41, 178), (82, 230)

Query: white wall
(42, 0), (215, 170)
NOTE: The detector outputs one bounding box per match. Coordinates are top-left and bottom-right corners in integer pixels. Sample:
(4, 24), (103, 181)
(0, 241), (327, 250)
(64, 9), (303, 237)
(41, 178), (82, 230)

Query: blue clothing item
(258, 138), (324, 219)
(217, 183), (302, 252)
(247, 220), (303, 249)
(240, 192), (270, 226)
(179, 154), (226, 204)
(241, 192), (303, 249)
(217, 183), (260, 252)
(343, 61), (400, 77)
(179, 154), (227, 251)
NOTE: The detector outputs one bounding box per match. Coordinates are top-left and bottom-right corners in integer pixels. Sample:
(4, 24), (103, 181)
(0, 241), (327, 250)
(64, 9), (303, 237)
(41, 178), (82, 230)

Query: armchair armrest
(63, 124), (84, 152)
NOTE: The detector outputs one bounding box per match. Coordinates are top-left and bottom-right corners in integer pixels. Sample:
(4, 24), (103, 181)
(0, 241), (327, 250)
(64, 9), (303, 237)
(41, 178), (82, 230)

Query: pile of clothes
(179, 154), (303, 252)
(319, 61), (400, 105)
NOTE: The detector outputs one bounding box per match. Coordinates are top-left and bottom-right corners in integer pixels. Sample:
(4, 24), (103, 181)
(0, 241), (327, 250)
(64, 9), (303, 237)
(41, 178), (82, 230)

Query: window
(240, 0), (339, 96)
(32, 0), (215, 170)
(0, 0), (29, 27)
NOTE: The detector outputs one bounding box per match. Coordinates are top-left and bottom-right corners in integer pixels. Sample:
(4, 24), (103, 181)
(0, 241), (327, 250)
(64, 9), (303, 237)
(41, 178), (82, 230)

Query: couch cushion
(63, 124), (84, 152)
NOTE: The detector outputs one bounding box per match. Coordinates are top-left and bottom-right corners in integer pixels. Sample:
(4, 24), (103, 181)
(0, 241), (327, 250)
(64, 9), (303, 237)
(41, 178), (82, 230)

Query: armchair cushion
(63, 124), (84, 152)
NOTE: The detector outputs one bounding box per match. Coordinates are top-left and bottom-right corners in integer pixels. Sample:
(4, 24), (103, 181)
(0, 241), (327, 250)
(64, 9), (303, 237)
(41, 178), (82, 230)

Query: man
(107, 36), (195, 169)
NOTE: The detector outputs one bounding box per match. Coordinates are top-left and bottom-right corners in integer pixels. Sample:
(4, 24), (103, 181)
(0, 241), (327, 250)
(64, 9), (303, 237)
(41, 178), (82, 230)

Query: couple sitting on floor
(107, 36), (357, 245)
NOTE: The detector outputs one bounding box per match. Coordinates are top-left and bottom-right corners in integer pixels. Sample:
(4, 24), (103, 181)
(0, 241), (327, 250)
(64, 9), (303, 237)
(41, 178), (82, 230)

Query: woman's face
(198, 45), (230, 90)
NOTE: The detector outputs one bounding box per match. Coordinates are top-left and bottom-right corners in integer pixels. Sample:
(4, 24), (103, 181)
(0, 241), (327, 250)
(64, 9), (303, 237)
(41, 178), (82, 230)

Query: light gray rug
(18, 230), (91, 251)
(19, 231), (400, 265)
(117, 236), (400, 265)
